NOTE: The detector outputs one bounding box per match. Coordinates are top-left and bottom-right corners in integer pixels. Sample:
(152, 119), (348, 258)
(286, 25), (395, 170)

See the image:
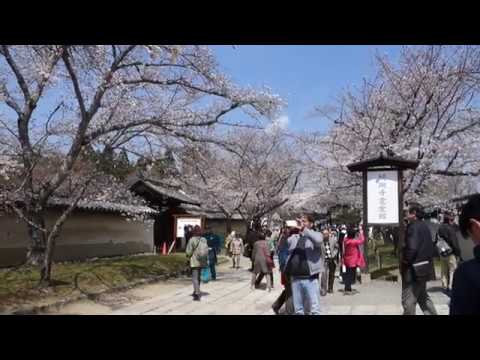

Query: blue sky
(211, 45), (402, 133)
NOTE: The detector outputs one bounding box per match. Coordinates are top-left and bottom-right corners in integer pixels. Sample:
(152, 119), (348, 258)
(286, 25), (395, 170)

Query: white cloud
(265, 115), (289, 134)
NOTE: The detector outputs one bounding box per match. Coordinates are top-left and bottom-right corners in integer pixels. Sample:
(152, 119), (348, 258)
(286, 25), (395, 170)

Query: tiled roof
(0, 197), (158, 216)
(130, 179), (200, 205)
(48, 198), (158, 215)
(180, 204), (243, 220)
(347, 153), (419, 172)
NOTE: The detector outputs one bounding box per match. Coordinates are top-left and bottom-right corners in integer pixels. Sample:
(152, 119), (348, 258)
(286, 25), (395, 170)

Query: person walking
(265, 229), (276, 288)
(271, 225), (299, 314)
(342, 226), (366, 295)
(204, 228), (220, 281)
(251, 233), (274, 291)
(450, 195), (480, 315)
(185, 226), (209, 301)
(338, 225), (347, 281)
(391, 226), (399, 256)
(401, 203), (438, 315)
(435, 212), (461, 292)
(245, 227), (260, 272)
(229, 234), (244, 269)
(184, 225), (194, 248)
(225, 231), (236, 258)
(284, 214), (324, 315)
(321, 227), (339, 295)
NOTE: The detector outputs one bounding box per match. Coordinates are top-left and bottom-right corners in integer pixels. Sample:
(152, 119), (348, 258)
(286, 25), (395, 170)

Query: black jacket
(450, 246), (480, 315)
(245, 229), (261, 258)
(437, 223), (461, 257)
(402, 220), (436, 282)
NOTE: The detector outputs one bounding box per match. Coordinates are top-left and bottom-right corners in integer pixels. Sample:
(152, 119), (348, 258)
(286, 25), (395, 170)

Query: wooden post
(363, 170), (369, 273)
(398, 171), (405, 275)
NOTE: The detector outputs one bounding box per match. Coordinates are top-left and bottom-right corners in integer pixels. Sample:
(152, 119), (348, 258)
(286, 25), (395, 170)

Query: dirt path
(42, 261), (232, 315)
(41, 256), (451, 315)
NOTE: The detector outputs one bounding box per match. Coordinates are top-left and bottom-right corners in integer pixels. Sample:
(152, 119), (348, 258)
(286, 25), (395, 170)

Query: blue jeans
(208, 249), (217, 280)
(291, 276), (321, 315)
(210, 262), (216, 280)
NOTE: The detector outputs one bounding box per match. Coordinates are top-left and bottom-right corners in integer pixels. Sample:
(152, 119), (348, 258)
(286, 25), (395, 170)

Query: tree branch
(1, 45), (31, 103)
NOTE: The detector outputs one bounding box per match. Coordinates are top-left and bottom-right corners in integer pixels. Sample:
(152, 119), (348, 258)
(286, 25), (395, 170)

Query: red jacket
(343, 230), (366, 268)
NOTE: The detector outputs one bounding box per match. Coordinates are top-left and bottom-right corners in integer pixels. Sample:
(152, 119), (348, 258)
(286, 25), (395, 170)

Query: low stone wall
(0, 210), (154, 267)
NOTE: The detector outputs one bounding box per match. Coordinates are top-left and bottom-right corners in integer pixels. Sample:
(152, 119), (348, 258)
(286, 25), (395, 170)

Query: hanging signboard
(367, 170), (399, 224)
(175, 216), (203, 238)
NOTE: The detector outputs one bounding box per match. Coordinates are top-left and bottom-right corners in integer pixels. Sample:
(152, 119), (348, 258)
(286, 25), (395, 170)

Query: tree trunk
(40, 232), (56, 286)
(38, 196), (82, 285)
(225, 216), (232, 235)
(40, 257), (52, 286)
(25, 209), (47, 266)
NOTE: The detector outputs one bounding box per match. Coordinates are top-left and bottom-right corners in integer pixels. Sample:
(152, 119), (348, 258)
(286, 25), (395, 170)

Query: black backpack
(285, 236), (309, 277)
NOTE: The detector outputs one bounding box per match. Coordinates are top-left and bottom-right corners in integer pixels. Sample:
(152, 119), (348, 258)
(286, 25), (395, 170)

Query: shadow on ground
(428, 286), (450, 297)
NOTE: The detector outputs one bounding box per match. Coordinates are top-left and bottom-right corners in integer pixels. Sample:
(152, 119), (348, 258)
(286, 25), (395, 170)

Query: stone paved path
(112, 257), (451, 315)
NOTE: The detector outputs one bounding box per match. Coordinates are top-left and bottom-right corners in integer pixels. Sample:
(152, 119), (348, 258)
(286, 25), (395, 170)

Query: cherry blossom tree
(301, 45), (480, 209)
(0, 45), (282, 284)
(227, 129), (302, 228)
(173, 125), (301, 232)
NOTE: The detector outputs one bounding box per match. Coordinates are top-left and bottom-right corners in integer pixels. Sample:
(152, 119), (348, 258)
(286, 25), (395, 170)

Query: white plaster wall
(0, 215), (29, 248)
(0, 210), (154, 267)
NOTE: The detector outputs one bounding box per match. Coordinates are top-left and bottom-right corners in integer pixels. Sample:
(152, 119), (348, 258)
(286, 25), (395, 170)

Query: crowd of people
(269, 217), (367, 314)
(184, 194), (480, 314)
(184, 217), (368, 314)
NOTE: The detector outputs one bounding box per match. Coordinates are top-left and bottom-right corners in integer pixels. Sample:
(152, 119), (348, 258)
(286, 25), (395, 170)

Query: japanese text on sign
(367, 170), (399, 224)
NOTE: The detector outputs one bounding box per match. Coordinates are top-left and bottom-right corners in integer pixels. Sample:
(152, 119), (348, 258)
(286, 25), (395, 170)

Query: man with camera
(284, 214), (324, 315)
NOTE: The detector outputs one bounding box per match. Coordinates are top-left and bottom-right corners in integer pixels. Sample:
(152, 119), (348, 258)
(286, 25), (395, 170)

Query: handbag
(201, 266), (211, 283)
(435, 233), (453, 257)
(411, 260), (432, 279)
(263, 244), (274, 269)
(262, 242), (275, 269)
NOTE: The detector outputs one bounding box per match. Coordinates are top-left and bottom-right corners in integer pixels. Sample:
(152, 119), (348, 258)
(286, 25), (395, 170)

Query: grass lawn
(0, 253), (192, 312)
(367, 244), (398, 269)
